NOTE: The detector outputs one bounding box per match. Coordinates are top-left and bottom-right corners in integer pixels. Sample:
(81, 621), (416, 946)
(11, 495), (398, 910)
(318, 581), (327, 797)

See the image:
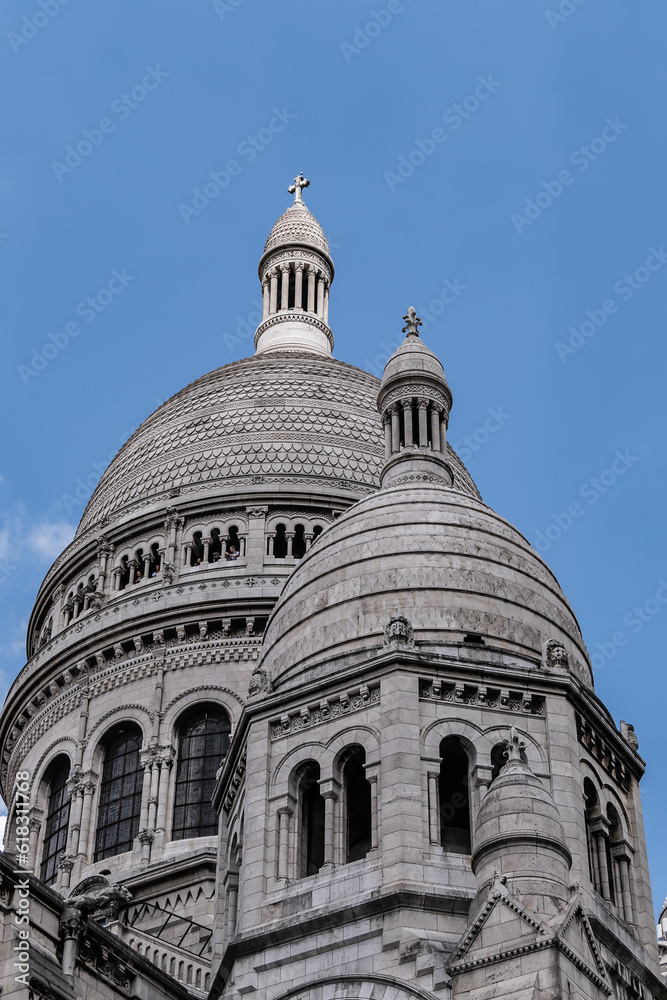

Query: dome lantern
(254, 174), (335, 356)
(377, 307), (454, 488)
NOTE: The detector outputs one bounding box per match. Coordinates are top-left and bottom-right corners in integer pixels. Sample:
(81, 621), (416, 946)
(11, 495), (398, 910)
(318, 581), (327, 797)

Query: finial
(402, 306), (422, 337)
(502, 726), (526, 766)
(288, 172), (310, 204)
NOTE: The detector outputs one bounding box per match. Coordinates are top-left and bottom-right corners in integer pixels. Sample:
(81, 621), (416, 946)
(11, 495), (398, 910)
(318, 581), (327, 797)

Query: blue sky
(1, 1), (666, 916)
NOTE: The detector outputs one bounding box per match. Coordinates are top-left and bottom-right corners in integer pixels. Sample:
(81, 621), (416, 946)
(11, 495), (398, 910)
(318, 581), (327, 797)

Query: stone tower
(211, 306), (665, 1000)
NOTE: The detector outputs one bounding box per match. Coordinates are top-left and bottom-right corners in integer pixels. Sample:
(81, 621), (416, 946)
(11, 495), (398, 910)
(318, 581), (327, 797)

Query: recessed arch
(94, 721), (143, 861)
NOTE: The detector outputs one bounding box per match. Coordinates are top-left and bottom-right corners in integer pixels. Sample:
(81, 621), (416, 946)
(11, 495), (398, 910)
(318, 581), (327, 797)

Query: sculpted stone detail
(270, 683), (380, 740)
(381, 382), (451, 414)
(544, 637), (569, 669)
(419, 677), (545, 714)
(383, 615), (414, 647)
(620, 720), (639, 752)
(248, 666), (269, 698)
(222, 745), (247, 815)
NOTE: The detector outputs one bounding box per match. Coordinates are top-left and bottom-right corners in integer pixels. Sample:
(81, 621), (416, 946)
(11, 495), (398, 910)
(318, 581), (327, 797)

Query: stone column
(286, 532), (295, 557)
(612, 844), (634, 921)
(390, 404), (400, 453)
(138, 828), (154, 867)
(245, 506), (269, 574)
(307, 267), (317, 313)
(147, 758), (161, 830)
(383, 416), (392, 459)
(269, 269), (279, 313)
(402, 400), (414, 447)
(316, 275), (325, 317)
(417, 398), (429, 447)
(366, 764), (380, 851)
(262, 277), (270, 320)
(280, 264), (290, 310)
(320, 783), (339, 867)
(28, 815), (42, 870)
(96, 539), (112, 596)
(226, 873), (239, 939)
(430, 407), (441, 452)
(267, 533), (275, 557)
(428, 772), (440, 846)
(323, 285), (329, 323)
(155, 749), (175, 836)
(128, 560), (138, 586)
(142, 552), (152, 579)
(592, 821), (611, 901)
(440, 412), (448, 455)
(294, 263), (305, 310)
(59, 911), (84, 985)
(183, 543), (192, 568)
(65, 779), (84, 857)
(202, 537), (211, 564)
(277, 808), (292, 881)
(139, 753), (153, 831)
(77, 780), (96, 862)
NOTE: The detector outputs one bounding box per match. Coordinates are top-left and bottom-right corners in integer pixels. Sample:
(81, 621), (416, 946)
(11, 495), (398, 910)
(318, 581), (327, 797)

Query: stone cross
(402, 306), (422, 337)
(288, 172), (310, 204)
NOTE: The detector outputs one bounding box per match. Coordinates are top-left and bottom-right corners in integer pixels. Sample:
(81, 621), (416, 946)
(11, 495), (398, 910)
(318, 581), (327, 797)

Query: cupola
(254, 174), (335, 356)
(378, 308), (454, 488)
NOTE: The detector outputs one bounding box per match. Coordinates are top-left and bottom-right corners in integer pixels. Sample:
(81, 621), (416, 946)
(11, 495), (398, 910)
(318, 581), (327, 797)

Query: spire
(376, 308), (454, 489)
(254, 176), (334, 356)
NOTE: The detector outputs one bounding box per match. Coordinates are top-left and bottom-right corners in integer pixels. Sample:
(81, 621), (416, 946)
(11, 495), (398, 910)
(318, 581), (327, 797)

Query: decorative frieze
(270, 683), (380, 741)
(576, 713), (631, 792)
(419, 677), (545, 715)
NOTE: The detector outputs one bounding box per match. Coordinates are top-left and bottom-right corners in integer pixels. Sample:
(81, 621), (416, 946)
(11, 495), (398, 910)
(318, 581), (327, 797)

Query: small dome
(260, 483), (592, 691)
(263, 201), (330, 257)
(472, 735), (572, 894)
(382, 331), (448, 385)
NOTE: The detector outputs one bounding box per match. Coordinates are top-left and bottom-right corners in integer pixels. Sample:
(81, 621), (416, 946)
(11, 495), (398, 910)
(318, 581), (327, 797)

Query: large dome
(77, 353), (480, 535)
(260, 483), (593, 690)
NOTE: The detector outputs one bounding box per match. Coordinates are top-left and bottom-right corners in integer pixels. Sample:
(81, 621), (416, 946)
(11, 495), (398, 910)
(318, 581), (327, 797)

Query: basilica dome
(262, 199), (331, 258)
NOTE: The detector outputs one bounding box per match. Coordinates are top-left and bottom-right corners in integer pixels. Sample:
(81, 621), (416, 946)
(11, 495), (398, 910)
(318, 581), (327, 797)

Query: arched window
(173, 705), (231, 840)
(40, 757), (71, 884)
(226, 526), (240, 561)
(209, 528), (222, 563)
(273, 524), (287, 559)
(293, 524), (306, 559)
(438, 737), (471, 853)
(94, 724), (143, 860)
(149, 542), (161, 576)
(343, 747), (372, 863)
(118, 556), (130, 591)
(190, 532), (204, 566)
(298, 762), (325, 877)
(583, 777), (599, 888)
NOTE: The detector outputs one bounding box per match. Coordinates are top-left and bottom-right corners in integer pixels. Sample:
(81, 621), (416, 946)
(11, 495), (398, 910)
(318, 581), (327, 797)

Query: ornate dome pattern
(263, 202), (330, 256)
(260, 484), (592, 690)
(77, 354), (480, 533)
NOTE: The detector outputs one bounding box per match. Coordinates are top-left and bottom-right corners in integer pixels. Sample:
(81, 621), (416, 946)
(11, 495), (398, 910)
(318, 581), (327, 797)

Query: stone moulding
(269, 683), (381, 741)
(419, 677), (545, 715)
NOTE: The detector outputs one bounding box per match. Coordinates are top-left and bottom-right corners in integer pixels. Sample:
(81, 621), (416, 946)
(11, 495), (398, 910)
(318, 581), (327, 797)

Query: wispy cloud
(27, 521), (75, 561)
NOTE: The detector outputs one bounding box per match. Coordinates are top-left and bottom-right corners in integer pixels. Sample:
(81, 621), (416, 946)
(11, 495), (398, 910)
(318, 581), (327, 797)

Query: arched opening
(190, 532), (204, 566)
(606, 803), (621, 905)
(149, 542), (161, 576)
(209, 528), (222, 563)
(438, 737), (471, 853)
(287, 266), (296, 309)
(298, 761), (325, 877)
(40, 756), (71, 884)
(312, 525), (323, 543)
(583, 777), (599, 888)
(118, 556), (130, 591)
(292, 524), (306, 559)
(94, 723), (143, 860)
(343, 746), (372, 863)
(225, 526), (240, 561)
(134, 549), (144, 583)
(173, 705), (231, 840)
(273, 524), (287, 559)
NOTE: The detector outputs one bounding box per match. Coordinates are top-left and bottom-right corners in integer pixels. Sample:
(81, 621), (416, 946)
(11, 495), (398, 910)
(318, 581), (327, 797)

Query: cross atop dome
(402, 306), (422, 337)
(288, 172), (310, 205)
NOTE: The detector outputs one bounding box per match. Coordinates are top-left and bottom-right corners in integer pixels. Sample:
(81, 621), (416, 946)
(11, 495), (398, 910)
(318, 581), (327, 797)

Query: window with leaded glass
(172, 706), (230, 840)
(40, 757), (71, 885)
(94, 725), (143, 861)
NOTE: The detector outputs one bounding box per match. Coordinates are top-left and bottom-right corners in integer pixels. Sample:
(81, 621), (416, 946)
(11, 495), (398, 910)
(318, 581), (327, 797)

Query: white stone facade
(0, 180), (664, 1000)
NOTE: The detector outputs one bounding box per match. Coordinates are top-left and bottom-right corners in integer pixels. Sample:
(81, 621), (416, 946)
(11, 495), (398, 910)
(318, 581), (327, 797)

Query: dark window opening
(40, 757), (71, 884)
(299, 762), (325, 876)
(463, 632), (485, 645)
(344, 747), (372, 863)
(301, 273), (309, 310)
(225, 525), (240, 561)
(94, 725), (143, 861)
(584, 778), (599, 887)
(173, 705), (230, 840)
(439, 737), (471, 853)
(293, 524), (306, 559)
(118, 556), (130, 591)
(190, 532), (204, 566)
(209, 528), (222, 563)
(134, 549), (144, 583)
(149, 542), (161, 576)
(312, 525), (323, 542)
(274, 524), (287, 559)
(288, 268), (296, 309)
